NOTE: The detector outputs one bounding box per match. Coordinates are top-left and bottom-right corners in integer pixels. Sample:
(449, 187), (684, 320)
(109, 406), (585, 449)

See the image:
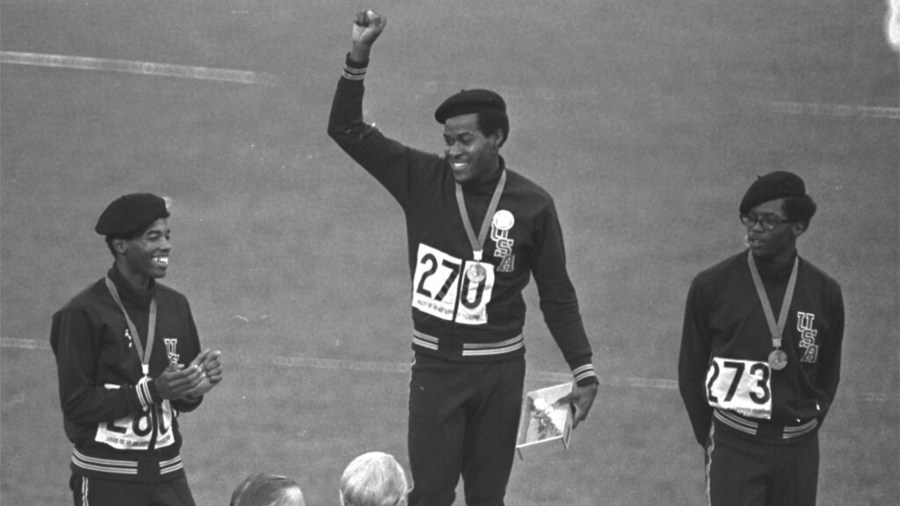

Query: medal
(455, 169), (507, 287)
(768, 349), (788, 370)
(467, 263), (487, 282)
(105, 276), (157, 379)
(747, 252), (799, 374)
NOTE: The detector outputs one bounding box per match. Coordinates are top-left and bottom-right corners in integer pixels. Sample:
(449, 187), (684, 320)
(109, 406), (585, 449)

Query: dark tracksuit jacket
(327, 56), (597, 385)
(678, 250), (844, 446)
(51, 266), (203, 483)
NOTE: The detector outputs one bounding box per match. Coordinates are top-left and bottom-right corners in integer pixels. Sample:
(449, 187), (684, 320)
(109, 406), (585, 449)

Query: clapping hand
(155, 349), (223, 401)
(183, 349), (223, 399)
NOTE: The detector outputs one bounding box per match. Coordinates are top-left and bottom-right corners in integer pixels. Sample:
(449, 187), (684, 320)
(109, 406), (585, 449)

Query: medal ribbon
(455, 170), (507, 261)
(746, 251), (799, 351)
(105, 276), (157, 378)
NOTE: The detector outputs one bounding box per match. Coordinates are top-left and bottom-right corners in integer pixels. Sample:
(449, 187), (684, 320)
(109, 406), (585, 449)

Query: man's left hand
(183, 349), (223, 399)
(198, 350), (223, 385)
(556, 382), (599, 429)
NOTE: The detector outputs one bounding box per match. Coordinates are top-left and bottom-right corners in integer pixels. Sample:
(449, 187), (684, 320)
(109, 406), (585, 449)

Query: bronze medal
(768, 349), (788, 371)
(467, 263), (486, 282)
(748, 253), (799, 375)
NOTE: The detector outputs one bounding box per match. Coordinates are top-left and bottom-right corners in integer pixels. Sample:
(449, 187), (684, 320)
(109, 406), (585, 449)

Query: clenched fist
(350, 10), (387, 63)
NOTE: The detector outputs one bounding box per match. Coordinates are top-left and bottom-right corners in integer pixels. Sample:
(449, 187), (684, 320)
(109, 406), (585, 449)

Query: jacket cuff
(137, 376), (161, 410)
(342, 53), (367, 81)
(572, 364), (598, 386)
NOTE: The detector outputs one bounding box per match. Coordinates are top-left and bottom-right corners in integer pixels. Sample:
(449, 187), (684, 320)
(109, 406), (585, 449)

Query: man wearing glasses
(678, 171), (845, 506)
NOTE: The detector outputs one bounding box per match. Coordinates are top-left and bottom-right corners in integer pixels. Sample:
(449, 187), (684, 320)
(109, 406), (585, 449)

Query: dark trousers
(706, 423), (820, 506)
(407, 353), (525, 506)
(70, 474), (196, 506)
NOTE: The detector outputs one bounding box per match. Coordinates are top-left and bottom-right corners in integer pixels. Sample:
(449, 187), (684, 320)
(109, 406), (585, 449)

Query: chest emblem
(796, 312), (818, 363)
(491, 210), (516, 273)
(164, 338), (180, 365)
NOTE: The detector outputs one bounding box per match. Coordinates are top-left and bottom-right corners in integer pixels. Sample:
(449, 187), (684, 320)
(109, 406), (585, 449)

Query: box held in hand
(515, 382), (574, 460)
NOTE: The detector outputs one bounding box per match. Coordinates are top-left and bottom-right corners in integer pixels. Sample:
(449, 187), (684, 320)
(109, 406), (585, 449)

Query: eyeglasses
(740, 213), (792, 231)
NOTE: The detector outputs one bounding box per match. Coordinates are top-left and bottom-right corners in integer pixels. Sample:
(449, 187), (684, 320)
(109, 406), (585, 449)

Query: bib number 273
(411, 244), (494, 325)
(705, 357), (772, 419)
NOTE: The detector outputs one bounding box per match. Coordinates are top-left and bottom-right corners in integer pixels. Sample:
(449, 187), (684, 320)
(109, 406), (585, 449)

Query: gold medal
(768, 349), (788, 370)
(467, 263), (486, 282)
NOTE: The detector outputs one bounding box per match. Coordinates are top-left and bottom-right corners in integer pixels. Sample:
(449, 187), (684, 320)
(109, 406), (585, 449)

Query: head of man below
(95, 193), (172, 290)
(435, 88), (509, 186)
(231, 472), (306, 506)
(739, 171), (818, 266)
(339, 451), (408, 506)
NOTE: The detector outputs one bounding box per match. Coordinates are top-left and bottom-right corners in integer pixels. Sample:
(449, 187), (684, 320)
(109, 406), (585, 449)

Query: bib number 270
(411, 244), (494, 325)
(705, 357), (772, 419)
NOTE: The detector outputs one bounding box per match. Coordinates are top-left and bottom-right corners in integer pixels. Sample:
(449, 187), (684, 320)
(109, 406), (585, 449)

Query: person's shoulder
(693, 251), (746, 285)
(57, 278), (106, 311)
(53, 278), (108, 322)
(415, 151), (451, 178)
(798, 256), (842, 291)
(505, 168), (553, 202)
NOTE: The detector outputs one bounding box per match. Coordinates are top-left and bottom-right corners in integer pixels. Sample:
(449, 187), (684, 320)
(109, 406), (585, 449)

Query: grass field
(1, 0), (898, 504)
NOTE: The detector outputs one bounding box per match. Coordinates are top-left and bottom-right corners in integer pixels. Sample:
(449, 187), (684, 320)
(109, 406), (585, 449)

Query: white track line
(5, 337), (895, 401)
(3, 51), (896, 122)
(0, 51), (277, 85)
(764, 100), (900, 119)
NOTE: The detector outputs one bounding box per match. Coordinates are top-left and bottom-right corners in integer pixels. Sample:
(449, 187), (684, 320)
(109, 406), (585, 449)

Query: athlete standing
(678, 171), (844, 506)
(327, 11), (600, 506)
(51, 193), (223, 506)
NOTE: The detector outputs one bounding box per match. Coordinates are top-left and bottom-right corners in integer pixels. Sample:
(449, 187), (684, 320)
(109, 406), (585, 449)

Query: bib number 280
(705, 357), (772, 419)
(95, 400), (175, 450)
(411, 244), (494, 325)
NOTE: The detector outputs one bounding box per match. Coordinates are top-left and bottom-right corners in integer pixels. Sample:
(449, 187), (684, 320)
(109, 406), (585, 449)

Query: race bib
(96, 399), (176, 450)
(705, 357), (772, 419)
(411, 244), (494, 325)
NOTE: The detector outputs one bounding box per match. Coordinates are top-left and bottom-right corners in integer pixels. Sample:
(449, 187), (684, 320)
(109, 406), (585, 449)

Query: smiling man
(327, 10), (599, 506)
(51, 193), (223, 506)
(678, 172), (845, 506)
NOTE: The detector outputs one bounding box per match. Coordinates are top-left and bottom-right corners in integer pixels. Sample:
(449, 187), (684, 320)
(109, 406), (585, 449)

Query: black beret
(434, 89), (506, 124)
(95, 193), (170, 237)
(739, 171), (806, 215)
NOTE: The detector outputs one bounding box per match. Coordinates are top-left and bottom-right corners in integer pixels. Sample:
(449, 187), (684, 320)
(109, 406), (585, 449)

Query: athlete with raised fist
(327, 10), (600, 506)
